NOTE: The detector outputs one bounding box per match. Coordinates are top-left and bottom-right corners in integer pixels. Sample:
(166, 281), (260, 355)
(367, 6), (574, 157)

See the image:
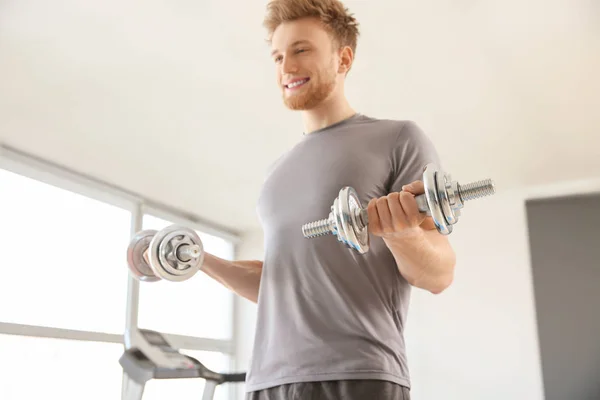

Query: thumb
(402, 180), (424, 195)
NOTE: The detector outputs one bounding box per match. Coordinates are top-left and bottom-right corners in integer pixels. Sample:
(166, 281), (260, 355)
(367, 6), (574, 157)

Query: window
(137, 214), (235, 339)
(0, 334), (123, 400)
(0, 169), (131, 334)
(0, 147), (239, 400)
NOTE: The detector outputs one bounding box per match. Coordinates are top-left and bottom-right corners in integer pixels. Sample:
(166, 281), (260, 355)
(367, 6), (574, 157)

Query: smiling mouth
(285, 78), (310, 89)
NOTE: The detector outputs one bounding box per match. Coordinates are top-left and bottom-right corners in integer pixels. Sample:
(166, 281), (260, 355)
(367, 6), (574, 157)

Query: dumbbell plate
(126, 229), (160, 282)
(436, 171), (458, 226)
(423, 165), (452, 235)
(337, 187), (369, 253)
(147, 225), (204, 282)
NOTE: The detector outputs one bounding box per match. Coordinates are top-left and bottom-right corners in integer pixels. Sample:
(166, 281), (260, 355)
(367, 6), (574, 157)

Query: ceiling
(1, 0), (599, 235)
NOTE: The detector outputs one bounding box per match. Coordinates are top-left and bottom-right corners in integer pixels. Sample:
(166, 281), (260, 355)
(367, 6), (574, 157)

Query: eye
(274, 55), (283, 63)
(295, 48), (308, 54)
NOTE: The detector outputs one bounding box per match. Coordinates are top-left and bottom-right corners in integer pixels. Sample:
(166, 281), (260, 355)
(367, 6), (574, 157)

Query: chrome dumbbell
(126, 225), (204, 282)
(301, 163), (496, 254)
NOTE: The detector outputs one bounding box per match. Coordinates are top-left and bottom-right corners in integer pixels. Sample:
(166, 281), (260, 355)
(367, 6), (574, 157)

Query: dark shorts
(245, 380), (410, 400)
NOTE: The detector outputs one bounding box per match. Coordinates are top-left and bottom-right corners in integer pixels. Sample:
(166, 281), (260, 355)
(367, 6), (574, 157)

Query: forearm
(385, 228), (456, 294)
(201, 253), (263, 303)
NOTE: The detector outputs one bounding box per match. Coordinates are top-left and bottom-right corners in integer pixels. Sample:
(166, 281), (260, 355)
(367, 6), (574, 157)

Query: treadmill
(119, 328), (246, 400)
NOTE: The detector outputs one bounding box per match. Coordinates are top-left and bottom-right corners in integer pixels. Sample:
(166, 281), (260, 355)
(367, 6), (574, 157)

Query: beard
(282, 63), (337, 110)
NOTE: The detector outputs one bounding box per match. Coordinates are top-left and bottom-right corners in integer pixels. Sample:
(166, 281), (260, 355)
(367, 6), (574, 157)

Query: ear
(337, 45), (354, 74)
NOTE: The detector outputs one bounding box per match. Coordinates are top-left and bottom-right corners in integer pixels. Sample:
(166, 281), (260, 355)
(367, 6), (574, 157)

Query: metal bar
(0, 322), (122, 344)
(230, 243), (243, 400)
(0, 143), (241, 243)
(122, 376), (145, 400)
(122, 205), (142, 400)
(230, 296), (242, 400)
(201, 381), (217, 400)
(231, 243), (241, 368)
(163, 332), (234, 354)
(125, 203), (143, 331)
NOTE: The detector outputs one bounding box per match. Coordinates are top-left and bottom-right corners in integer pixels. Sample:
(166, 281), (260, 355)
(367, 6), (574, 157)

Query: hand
(367, 180), (427, 238)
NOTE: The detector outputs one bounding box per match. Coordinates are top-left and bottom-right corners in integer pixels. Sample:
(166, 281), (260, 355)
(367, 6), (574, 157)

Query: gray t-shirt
(246, 113), (441, 392)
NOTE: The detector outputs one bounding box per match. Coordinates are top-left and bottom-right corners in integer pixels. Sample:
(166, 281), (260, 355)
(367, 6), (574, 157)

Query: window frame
(0, 143), (241, 399)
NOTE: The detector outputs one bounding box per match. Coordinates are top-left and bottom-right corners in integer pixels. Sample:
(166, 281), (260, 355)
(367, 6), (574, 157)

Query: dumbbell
(126, 225), (205, 282)
(301, 163), (495, 254)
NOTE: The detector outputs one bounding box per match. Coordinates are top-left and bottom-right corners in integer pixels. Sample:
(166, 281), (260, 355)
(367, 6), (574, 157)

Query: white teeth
(287, 79), (307, 88)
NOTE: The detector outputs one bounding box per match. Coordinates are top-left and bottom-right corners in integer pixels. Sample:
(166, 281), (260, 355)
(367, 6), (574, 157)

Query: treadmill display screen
(142, 330), (169, 346)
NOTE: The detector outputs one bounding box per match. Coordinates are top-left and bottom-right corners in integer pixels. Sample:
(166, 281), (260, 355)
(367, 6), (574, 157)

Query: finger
(367, 198), (382, 236)
(376, 196), (394, 234)
(420, 216), (438, 231)
(399, 191), (426, 227)
(387, 192), (409, 230)
(402, 180), (425, 195)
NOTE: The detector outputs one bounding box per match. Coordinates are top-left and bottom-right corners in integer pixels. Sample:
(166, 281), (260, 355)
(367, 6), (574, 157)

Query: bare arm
(385, 225), (455, 294)
(200, 253), (263, 303)
(367, 181), (456, 295)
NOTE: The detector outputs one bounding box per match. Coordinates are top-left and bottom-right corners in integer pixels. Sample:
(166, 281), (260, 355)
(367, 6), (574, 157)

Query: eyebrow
(271, 40), (312, 57)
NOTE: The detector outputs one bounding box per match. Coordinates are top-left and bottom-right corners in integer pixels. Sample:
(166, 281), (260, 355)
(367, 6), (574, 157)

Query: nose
(281, 56), (298, 75)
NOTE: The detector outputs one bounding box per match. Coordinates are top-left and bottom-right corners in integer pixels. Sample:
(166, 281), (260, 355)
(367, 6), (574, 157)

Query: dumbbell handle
(416, 195), (429, 213)
(356, 194), (431, 227)
(357, 178), (497, 225)
(306, 178), (494, 239)
(143, 244), (201, 263)
(176, 244), (202, 262)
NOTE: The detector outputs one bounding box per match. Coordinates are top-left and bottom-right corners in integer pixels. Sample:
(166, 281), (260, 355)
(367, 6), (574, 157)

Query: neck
(301, 92), (356, 134)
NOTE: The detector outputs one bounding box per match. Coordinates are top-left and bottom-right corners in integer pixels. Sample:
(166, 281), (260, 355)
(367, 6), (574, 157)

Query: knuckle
(399, 192), (414, 204)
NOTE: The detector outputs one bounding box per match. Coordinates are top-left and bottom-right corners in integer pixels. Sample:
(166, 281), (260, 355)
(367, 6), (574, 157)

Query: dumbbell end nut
(176, 244), (202, 262)
(302, 218), (333, 238)
(457, 179), (495, 202)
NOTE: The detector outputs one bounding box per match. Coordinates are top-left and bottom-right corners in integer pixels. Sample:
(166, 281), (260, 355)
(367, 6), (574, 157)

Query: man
(200, 0), (457, 398)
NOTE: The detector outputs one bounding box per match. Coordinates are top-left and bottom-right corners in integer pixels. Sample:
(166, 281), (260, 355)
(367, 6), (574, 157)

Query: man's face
(270, 17), (342, 110)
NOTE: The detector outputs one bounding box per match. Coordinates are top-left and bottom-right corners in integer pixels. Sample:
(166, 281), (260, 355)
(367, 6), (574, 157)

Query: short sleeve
(388, 120), (441, 194)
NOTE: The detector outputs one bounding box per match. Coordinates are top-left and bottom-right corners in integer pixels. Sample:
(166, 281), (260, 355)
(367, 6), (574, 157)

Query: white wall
(232, 177), (600, 400)
(405, 187), (545, 400)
